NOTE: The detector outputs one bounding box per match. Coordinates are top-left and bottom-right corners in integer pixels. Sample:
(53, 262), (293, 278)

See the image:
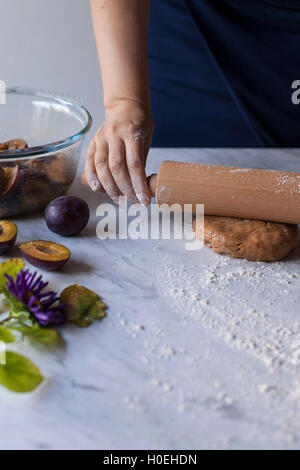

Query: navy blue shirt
(149, 0), (300, 147)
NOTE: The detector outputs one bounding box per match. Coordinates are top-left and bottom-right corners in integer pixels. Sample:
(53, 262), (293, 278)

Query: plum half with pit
(45, 196), (90, 237)
(19, 240), (71, 271)
(0, 221), (18, 254)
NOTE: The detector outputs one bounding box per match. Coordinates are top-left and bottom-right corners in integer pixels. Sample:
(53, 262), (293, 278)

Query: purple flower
(5, 269), (66, 326)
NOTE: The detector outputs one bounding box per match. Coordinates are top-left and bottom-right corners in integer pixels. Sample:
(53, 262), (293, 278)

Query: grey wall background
(0, 0), (104, 149)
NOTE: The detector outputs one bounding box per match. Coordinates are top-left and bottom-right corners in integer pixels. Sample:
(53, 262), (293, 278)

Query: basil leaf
(0, 351), (44, 393)
(60, 284), (107, 327)
(12, 325), (60, 345)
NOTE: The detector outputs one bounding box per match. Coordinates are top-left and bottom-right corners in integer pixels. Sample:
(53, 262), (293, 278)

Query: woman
(85, 0), (300, 206)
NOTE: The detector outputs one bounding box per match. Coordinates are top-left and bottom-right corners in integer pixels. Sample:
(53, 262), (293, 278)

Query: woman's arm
(85, 0), (153, 206)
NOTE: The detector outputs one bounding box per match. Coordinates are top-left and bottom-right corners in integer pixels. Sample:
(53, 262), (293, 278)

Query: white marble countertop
(1, 148), (300, 450)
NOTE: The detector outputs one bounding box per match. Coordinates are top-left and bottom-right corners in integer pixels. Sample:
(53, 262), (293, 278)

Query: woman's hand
(88, 0), (152, 204)
(85, 102), (153, 206)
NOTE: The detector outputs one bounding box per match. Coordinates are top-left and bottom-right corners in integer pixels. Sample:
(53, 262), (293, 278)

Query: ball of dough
(193, 216), (299, 262)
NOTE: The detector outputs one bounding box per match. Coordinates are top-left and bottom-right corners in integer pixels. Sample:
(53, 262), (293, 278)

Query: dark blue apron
(148, 0), (300, 147)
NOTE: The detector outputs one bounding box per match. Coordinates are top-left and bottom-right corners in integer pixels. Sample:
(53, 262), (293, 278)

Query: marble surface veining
(1, 148), (300, 450)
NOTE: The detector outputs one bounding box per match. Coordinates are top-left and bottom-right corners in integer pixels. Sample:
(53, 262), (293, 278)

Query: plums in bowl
(45, 196), (90, 236)
(0, 165), (21, 198)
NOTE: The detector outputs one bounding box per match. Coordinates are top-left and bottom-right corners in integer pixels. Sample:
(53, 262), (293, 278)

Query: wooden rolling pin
(82, 161), (300, 224)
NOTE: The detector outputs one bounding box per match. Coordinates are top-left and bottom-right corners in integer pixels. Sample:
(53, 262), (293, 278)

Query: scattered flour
(109, 245), (300, 447)
(123, 395), (148, 413)
(109, 312), (145, 339)
(156, 256), (300, 372)
(275, 174), (300, 194)
(144, 341), (176, 361)
(152, 250), (300, 445)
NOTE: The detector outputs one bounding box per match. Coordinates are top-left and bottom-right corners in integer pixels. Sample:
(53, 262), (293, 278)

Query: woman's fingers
(125, 127), (151, 206)
(84, 140), (102, 192)
(94, 140), (121, 204)
(84, 108), (154, 205)
(108, 139), (138, 203)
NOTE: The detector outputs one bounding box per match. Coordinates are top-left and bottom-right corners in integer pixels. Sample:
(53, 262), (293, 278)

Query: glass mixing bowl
(0, 87), (92, 217)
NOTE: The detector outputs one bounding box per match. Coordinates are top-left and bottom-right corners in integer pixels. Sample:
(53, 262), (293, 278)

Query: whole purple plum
(45, 196), (90, 236)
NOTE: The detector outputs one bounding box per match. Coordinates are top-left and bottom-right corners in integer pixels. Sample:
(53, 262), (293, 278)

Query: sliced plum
(19, 240), (71, 271)
(0, 166), (6, 194)
(7, 139), (28, 151)
(0, 220), (17, 254)
(0, 139), (28, 152)
(1, 165), (21, 199)
(25, 154), (74, 186)
(20, 168), (59, 211)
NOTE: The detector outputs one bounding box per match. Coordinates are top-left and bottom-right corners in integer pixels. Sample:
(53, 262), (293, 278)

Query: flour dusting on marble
(109, 244), (300, 447)
(157, 255), (300, 371)
(153, 250), (300, 443)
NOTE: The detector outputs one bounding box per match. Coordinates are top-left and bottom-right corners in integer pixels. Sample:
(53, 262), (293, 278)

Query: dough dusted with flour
(193, 216), (299, 262)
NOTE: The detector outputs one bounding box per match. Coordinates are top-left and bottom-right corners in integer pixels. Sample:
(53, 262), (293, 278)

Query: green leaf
(60, 284), (107, 327)
(6, 296), (31, 319)
(0, 258), (30, 324)
(1, 285), (33, 325)
(0, 351), (43, 393)
(12, 325), (60, 345)
(3, 291), (33, 325)
(0, 259), (25, 291)
(0, 326), (15, 343)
